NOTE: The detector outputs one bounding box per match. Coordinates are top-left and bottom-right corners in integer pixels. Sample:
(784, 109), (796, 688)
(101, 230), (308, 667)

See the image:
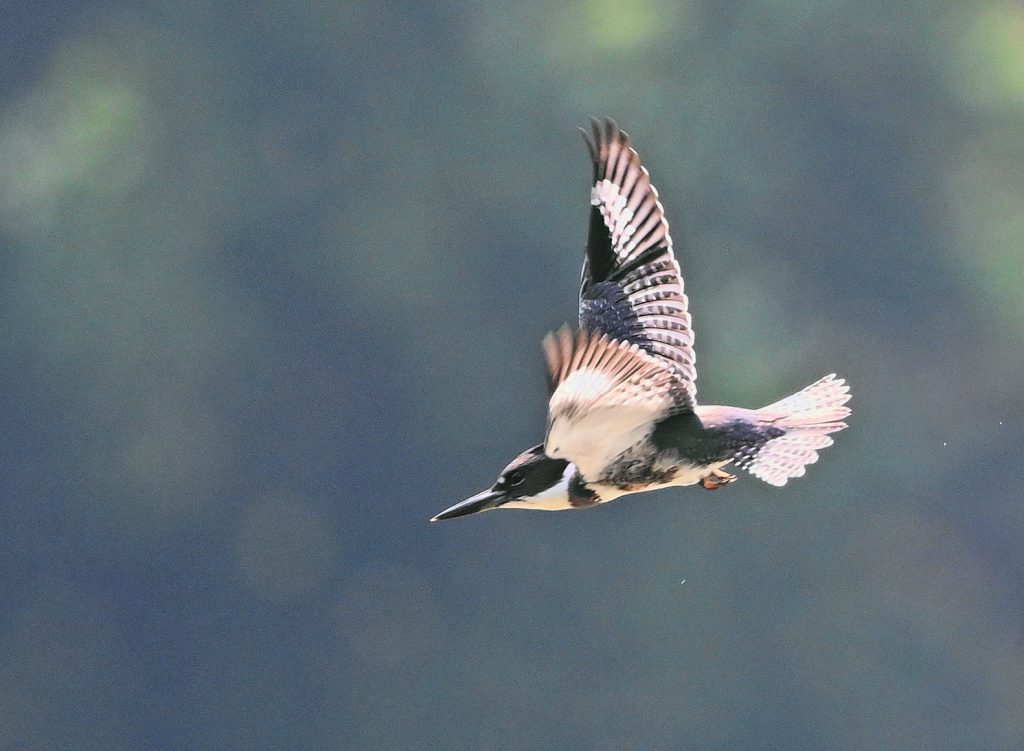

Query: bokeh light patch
(333, 564), (443, 669)
(952, 2), (1024, 107)
(236, 494), (337, 597)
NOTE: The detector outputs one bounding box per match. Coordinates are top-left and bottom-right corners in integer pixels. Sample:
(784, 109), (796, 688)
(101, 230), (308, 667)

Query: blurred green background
(2, 1), (1024, 748)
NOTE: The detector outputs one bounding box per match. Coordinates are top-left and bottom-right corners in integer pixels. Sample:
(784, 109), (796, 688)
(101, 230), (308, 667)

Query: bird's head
(431, 445), (573, 521)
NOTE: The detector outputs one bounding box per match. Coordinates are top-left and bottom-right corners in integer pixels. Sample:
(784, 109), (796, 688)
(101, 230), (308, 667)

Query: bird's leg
(701, 468), (736, 490)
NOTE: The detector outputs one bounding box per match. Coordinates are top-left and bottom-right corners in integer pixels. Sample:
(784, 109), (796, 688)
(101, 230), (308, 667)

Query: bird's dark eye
(506, 471), (524, 487)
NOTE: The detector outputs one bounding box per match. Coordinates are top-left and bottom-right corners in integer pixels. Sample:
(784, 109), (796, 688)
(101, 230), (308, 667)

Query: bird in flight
(431, 119), (850, 521)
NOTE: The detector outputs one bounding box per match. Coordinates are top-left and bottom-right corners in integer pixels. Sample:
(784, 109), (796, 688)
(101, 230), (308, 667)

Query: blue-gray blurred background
(3, 1), (1024, 748)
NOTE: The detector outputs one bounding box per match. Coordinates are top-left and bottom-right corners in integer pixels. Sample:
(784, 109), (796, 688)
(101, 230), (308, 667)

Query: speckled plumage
(432, 119), (851, 522)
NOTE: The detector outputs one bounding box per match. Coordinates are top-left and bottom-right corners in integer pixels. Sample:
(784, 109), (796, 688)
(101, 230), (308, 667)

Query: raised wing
(542, 326), (684, 481)
(579, 118), (697, 407)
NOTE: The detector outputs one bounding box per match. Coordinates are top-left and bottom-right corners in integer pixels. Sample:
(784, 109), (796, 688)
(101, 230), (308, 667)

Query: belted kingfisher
(431, 118), (850, 521)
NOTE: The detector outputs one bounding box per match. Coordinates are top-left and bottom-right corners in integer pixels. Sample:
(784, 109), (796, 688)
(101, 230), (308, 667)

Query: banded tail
(728, 374), (851, 486)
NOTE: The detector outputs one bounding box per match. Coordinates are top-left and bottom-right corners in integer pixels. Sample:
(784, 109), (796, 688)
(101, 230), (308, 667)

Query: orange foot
(701, 468), (736, 490)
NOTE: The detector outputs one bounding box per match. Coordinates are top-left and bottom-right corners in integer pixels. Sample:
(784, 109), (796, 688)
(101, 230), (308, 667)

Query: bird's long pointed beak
(430, 488), (506, 522)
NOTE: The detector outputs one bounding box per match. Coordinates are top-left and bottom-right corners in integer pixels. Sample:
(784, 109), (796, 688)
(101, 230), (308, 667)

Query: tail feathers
(758, 373), (852, 426)
(744, 374), (851, 487)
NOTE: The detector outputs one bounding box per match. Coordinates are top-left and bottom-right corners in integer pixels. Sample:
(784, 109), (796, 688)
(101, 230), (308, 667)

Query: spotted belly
(592, 455), (731, 502)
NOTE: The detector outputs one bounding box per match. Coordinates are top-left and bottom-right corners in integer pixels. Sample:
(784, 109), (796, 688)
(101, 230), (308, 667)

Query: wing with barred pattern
(578, 118), (696, 409)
